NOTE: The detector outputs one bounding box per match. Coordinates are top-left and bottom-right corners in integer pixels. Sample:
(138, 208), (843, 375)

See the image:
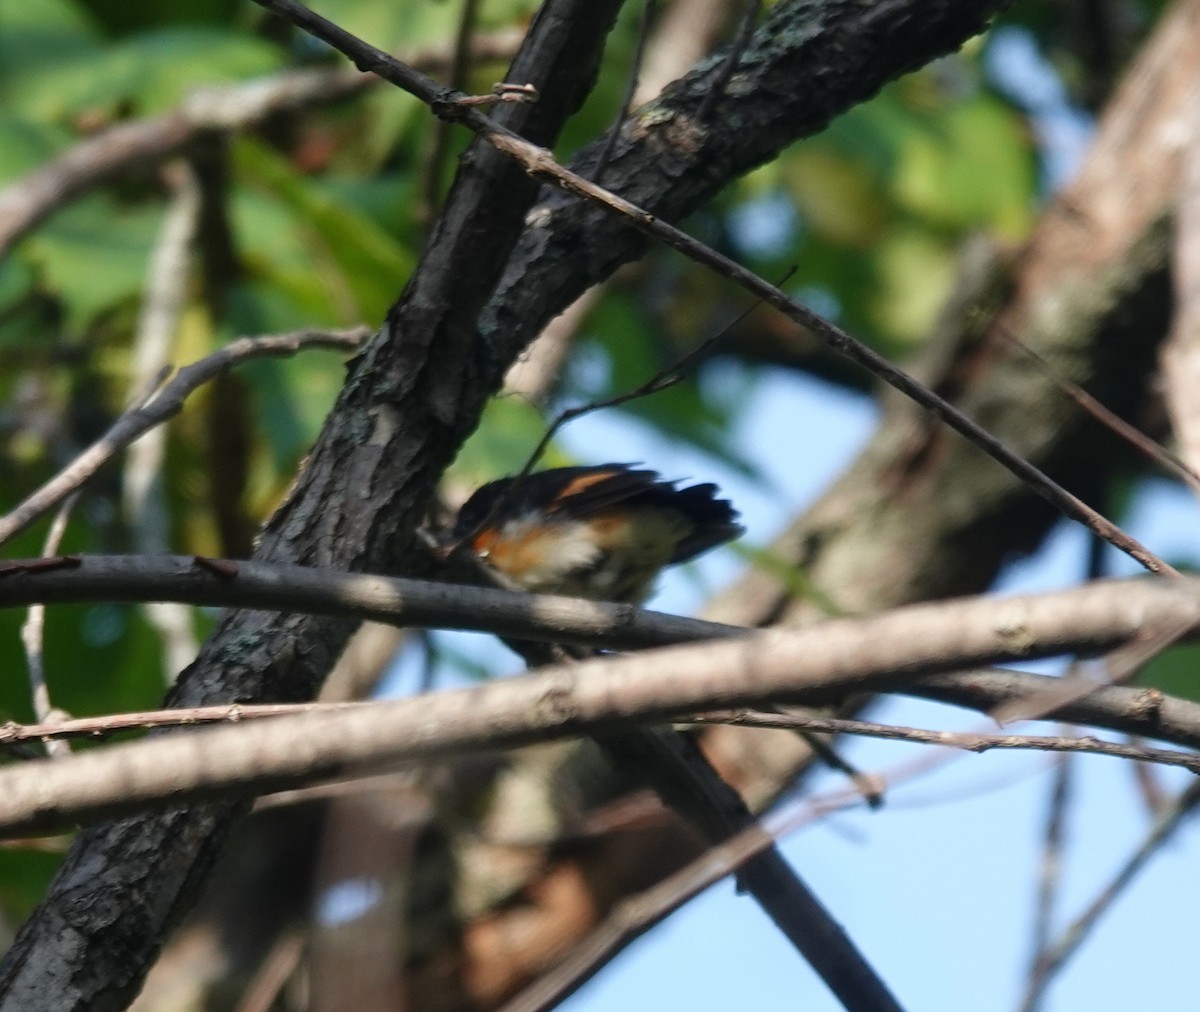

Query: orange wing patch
(555, 469), (625, 501)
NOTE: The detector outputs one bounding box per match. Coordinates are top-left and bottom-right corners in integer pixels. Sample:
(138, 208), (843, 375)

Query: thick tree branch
(0, 4), (624, 1007)
(0, 553), (736, 650)
(0, 574), (1198, 835)
(0, 0), (1034, 1005)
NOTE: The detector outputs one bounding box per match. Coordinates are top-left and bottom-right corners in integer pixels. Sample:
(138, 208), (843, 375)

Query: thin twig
(687, 710), (1200, 775)
(0, 327), (369, 549)
(19, 496), (80, 759)
(234, 929), (305, 1012)
(528, 266), (796, 472)
(124, 164), (202, 680)
(1019, 781), (1200, 1010)
(421, 0), (483, 226)
(1021, 749), (1074, 1012)
(446, 266), (794, 554)
(997, 324), (1200, 495)
(0, 700), (362, 749)
(592, 0), (658, 184)
(696, 0), (761, 122)
(1022, 522), (1105, 1008)
(250, 0), (1173, 577)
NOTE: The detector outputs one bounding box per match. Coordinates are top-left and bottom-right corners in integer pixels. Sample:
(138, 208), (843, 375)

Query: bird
(451, 463), (744, 603)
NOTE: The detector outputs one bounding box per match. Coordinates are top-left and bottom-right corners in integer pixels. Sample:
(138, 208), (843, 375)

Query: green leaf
(25, 196), (162, 327)
(1138, 643), (1200, 704)
(234, 138), (415, 325)
(0, 116), (73, 183)
(0, 0), (100, 93)
(11, 26), (281, 119)
(452, 397), (567, 487)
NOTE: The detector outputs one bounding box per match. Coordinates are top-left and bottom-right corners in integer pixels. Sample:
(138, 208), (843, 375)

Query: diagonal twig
(1018, 780), (1200, 1011)
(591, 0), (658, 184)
(696, 0), (761, 122)
(686, 710), (1200, 775)
(124, 164), (203, 680)
(0, 327), (369, 549)
(1022, 749), (1075, 1012)
(251, 0), (1174, 578)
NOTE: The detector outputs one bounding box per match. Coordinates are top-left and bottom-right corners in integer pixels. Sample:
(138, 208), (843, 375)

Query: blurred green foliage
(0, 0), (1132, 923)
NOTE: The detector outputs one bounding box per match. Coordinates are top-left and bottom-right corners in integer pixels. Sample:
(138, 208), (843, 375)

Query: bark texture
(0, 0), (1024, 1006)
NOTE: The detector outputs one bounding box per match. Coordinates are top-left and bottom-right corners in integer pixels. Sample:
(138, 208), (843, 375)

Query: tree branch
(258, 0), (1166, 574)
(0, 32), (523, 260)
(0, 3), (626, 1006)
(0, 574), (1198, 835)
(0, 328), (369, 548)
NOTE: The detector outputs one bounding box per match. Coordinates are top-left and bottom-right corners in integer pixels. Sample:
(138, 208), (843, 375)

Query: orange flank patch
(474, 521), (595, 583)
(471, 528), (499, 556)
(472, 508), (690, 600)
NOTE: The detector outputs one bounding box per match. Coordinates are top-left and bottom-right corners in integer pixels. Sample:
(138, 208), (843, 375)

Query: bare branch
(688, 710), (1200, 775)
(1019, 781), (1200, 1010)
(420, 0), (485, 226)
(591, 0), (658, 184)
(124, 165), (203, 679)
(696, 0), (761, 122)
(0, 701), (357, 748)
(1022, 750), (1075, 1012)
(2, 574), (1200, 835)
(1000, 326), (1200, 496)
(0, 328), (369, 548)
(0, 32), (523, 260)
(1, 554), (1200, 670)
(253, 0), (1171, 576)
(1160, 80), (1200, 481)
(0, 553), (737, 650)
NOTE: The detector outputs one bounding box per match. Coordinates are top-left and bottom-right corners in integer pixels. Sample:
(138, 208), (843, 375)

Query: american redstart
(452, 463), (744, 603)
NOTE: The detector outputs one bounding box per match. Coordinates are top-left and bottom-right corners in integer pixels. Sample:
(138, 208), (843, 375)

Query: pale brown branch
(2, 573), (1200, 835)
(1160, 79), (1200, 481)
(19, 496), (79, 760)
(0, 32), (523, 260)
(124, 165), (203, 679)
(688, 710), (1200, 775)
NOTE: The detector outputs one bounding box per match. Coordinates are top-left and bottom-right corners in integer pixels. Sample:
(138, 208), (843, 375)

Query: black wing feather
(454, 463), (743, 563)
